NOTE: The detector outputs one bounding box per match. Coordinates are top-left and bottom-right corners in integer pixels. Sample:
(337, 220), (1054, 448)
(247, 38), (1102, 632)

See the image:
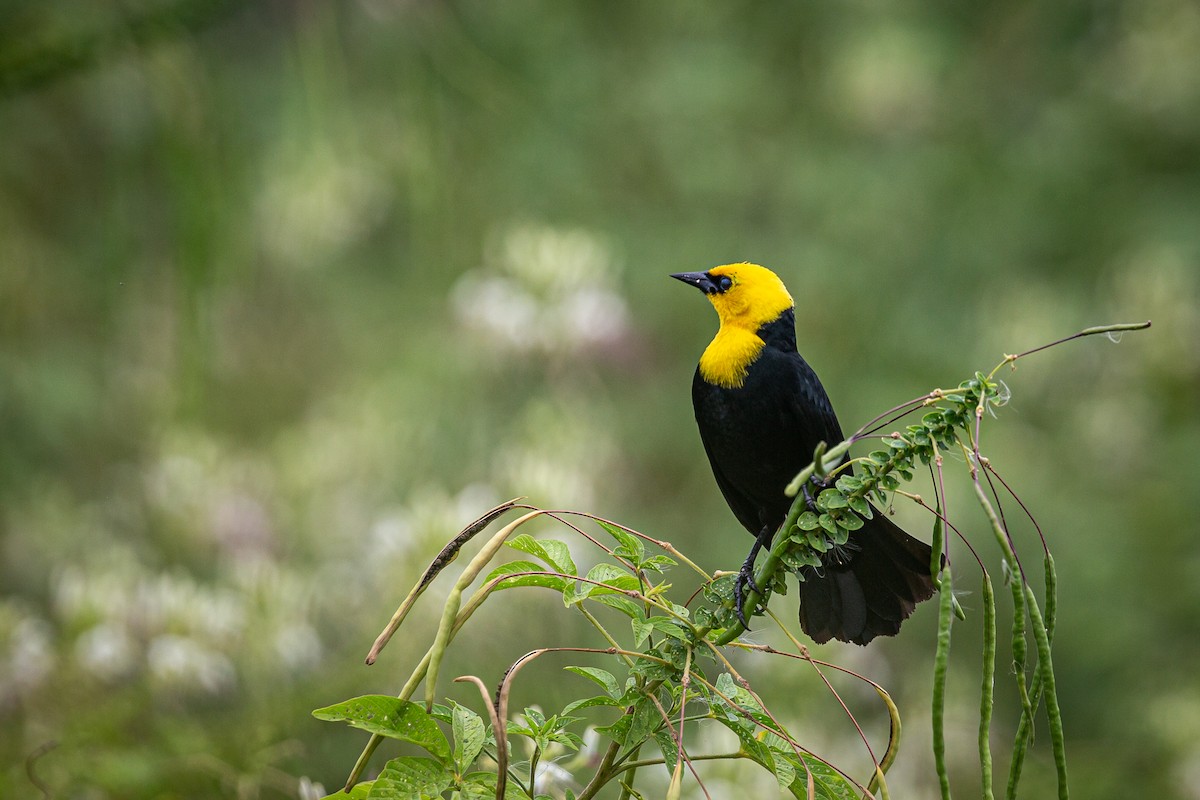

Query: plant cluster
(315, 322), (1148, 800)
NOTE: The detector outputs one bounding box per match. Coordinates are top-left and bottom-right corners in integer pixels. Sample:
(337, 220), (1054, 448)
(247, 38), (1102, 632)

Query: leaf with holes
(313, 696), (451, 764)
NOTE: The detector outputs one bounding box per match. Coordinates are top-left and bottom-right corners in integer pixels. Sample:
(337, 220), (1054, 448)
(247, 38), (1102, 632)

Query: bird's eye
(718, 276), (733, 291)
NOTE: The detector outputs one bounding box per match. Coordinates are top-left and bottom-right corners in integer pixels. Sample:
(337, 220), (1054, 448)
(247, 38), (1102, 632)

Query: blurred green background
(1, 1), (1197, 798)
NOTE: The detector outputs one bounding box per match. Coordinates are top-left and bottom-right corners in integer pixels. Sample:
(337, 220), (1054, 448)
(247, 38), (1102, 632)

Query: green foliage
(313, 696), (452, 763)
(321, 504), (878, 799)
(0, 0), (1190, 796)
(315, 330), (1158, 799)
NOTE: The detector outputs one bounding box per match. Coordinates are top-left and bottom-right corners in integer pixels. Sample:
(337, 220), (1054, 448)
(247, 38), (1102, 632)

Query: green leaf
(507, 534), (576, 575)
(521, 706), (547, 727)
(781, 549), (822, 569)
(460, 772), (528, 800)
(314, 696), (451, 764)
(799, 754), (861, 800)
(834, 475), (862, 492)
(806, 530), (830, 552)
(590, 562), (636, 585)
(713, 712), (784, 779)
(484, 560), (570, 591)
(586, 563), (641, 593)
(660, 600), (690, 620)
(770, 752), (797, 789)
(592, 593), (644, 618)
(564, 666), (621, 698)
(847, 495), (872, 517)
(597, 520), (645, 563)
(364, 756), (453, 799)
(564, 562), (639, 605)
(818, 489), (848, 509)
(714, 671), (738, 698)
(645, 616), (691, 642)
(562, 695), (625, 715)
(818, 514), (837, 534)
(839, 513), (863, 531)
(594, 713), (631, 743)
(654, 727), (679, 774)
(321, 782), (374, 799)
(539, 539), (577, 576)
(641, 554), (678, 573)
(796, 511), (820, 531)
(632, 618), (654, 647)
(621, 695), (660, 752)
(869, 450), (891, 465)
(452, 703), (486, 773)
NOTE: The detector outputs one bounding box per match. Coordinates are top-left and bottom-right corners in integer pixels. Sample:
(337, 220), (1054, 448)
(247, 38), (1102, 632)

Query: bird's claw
(802, 473), (828, 512)
(732, 558), (762, 630)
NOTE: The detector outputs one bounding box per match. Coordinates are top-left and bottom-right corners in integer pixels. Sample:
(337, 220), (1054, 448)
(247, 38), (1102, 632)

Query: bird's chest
(698, 328), (765, 389)
(692, 374), (799, 478)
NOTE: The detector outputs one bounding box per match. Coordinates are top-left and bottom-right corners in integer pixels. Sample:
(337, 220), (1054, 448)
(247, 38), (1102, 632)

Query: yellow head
(671, 263), (794, 331)
(671, 263), (795, 388)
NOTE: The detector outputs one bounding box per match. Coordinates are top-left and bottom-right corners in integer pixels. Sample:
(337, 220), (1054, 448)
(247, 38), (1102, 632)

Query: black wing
(690, 342), (845, 536)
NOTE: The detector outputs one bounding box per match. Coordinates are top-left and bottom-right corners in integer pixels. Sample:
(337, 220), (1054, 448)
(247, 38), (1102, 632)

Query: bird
(672, 263), (936, 645)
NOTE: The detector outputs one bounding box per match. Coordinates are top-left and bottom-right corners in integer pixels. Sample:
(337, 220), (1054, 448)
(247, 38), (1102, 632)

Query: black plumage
(677, 267), (936, 645)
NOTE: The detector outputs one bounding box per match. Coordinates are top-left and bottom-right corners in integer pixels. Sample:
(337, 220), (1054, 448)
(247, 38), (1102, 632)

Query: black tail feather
(799, 512), (937, 645)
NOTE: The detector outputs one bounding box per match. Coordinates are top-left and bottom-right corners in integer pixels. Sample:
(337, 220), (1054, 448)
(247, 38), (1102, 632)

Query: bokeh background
(2, 1), (1198, 798)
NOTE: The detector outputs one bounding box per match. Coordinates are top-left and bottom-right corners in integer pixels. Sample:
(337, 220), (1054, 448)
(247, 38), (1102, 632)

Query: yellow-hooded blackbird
(672, 263), (936, 645)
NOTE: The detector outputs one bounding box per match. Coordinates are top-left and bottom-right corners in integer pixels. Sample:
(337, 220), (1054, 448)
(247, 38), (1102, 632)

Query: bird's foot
(802, 473), (829, 512)
(729, 524), (776, 631)
(732, 546), (764, 630)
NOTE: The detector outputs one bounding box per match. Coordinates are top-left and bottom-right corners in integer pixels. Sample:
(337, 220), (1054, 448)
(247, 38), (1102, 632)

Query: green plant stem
(616, 743), (644, 800)
(970, 474), (1033, 726)
(612, 752), (748, 774)
(987, 321), (1151, 377)
(932, 558), (954, 800)
(528, 747), (541, 798)
(577, 738), (623, 800)
(979, 572), (996, 800)
(1024, 583), (1069, 800)
(876, 765), (892, 800)
(1007, 554), (1058, 797)
(973, 480), (1068, 800)
(578, 605), (636, 668)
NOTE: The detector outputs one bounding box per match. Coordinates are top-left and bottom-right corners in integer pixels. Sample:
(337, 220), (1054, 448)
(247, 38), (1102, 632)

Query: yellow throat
(698, 263), (794, 389)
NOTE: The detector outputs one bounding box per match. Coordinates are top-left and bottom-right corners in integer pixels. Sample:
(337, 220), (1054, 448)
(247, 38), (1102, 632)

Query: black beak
(670, 271), (718, 295)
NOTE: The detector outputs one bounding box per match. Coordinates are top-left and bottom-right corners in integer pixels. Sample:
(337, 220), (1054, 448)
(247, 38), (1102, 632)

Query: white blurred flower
(273, 623), (323, 673)
(210, 491), (276, 561)
(452, 223), (631, 356)
(534, 760), (578, 798)
(452, 273), (541, 351)
(368, 508), (416, 558)
(147, 635), (236, 694)
(54, 559), (143, 626)
(298, 776), (327, 800)
(2, 617), (54, 699)
(75, 622), (136, 681)
(134, 574), (246, 645)
(551, 286), (631, 347)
